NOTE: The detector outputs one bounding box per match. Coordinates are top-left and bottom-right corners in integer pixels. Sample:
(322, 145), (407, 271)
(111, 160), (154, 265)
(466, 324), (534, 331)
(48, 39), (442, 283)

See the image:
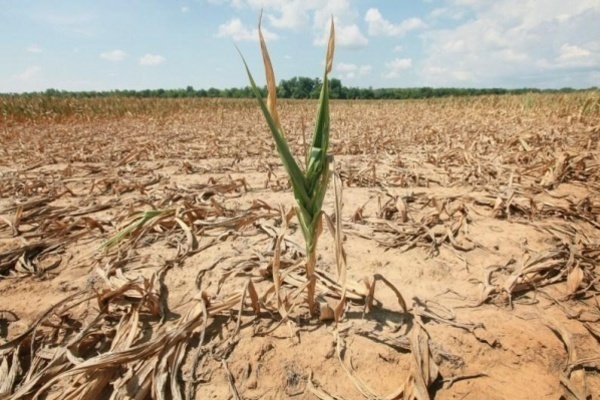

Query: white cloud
(451, 70), (472, 81)
(139, 54), (166, 66)
(100, 49), (128, 62)
(426, 66), (447, 75)
(359, 65), (372, 74)
(450, 0), (494, 7)
(181, 6), (189, 13)
(314, 23), (368, 49)
(383, 58), (412, 79)
(338, 24), (368, 48)
(420, 0), (600, 87)
(14, 66), (42, 82)
(312, 0), (354, 28)
(216, 18), (278, 41)
(212, 0), (311, 29)
(266, 1), (310, 30)
(212, 0), (364, 48)
(429, 7), (466, 20)
(337, 63), (355, 72)
(558, 43), (591, 60)
(26, 44), (43, 53)
(554, 43), (596, 68)
(335, 62), (372, 79)
(365, 8), (426, 37)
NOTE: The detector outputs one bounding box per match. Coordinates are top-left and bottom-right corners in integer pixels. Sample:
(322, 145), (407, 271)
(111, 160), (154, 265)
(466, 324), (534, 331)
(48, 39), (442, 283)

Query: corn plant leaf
(325, 18), (335, 74)
(258, 10), (281, 132)
(237, 51), (310, 206)
(309, 157), (331, 217)
(310, 18), (334, 156)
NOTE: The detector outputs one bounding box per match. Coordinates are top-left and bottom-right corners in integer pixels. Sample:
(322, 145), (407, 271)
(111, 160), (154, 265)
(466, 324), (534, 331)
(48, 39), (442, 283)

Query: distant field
(1, 93), (599, 399)
(1, 91), (598, 124)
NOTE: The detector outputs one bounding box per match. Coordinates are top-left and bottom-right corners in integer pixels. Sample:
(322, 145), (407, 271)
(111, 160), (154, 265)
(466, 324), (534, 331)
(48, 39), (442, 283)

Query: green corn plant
(101, 209), (173, 250)
(239, 15), (335, 315)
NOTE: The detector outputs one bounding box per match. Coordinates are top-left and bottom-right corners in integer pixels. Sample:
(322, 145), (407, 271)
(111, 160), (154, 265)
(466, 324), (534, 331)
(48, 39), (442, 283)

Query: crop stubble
(0, 93), (599, 399)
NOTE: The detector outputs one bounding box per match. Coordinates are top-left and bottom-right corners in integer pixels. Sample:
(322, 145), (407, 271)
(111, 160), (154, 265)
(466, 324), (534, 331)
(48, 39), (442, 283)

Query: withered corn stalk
(239, 15), (335, 315)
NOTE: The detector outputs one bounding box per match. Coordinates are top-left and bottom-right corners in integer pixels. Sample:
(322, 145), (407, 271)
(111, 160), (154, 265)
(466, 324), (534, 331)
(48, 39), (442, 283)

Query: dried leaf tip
(258, 10), (281, 131)
(325, 17), (335, 75)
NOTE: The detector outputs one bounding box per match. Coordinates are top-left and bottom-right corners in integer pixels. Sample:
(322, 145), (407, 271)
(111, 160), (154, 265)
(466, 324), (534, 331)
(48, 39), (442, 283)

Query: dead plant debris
(1, 92), (599, 399)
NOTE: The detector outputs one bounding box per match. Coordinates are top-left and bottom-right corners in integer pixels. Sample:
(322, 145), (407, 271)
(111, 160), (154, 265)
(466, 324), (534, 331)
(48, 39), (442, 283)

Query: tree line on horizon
(6, 77), (596, 100)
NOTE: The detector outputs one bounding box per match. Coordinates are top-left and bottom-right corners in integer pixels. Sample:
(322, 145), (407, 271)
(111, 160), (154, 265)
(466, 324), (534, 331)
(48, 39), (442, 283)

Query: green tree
(207, 88), (221, 98)
(278, 79), (293, 98)
(329, 78), (343, 99)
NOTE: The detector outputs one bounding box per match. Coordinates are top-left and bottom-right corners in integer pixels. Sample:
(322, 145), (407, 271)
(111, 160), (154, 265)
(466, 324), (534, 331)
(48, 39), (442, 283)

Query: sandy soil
(1, 97), (599, 399)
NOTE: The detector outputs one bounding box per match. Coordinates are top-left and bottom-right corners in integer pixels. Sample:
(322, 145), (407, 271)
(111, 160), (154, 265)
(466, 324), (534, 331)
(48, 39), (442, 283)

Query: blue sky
(1, 0), (598, 93)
